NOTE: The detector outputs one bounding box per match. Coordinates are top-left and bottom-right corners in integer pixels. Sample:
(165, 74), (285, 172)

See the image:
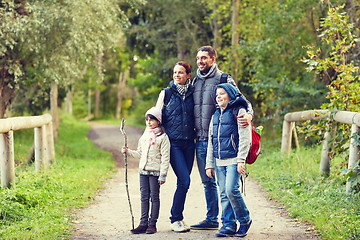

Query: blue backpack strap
(220, 73), (228, 84)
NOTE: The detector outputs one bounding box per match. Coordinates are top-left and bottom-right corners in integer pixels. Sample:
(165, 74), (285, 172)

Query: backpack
(233, 108), (261, 165)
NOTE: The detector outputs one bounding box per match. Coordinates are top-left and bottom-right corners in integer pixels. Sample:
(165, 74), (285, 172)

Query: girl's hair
(145, 114), (166, 134)
(175, 61), (191, 75)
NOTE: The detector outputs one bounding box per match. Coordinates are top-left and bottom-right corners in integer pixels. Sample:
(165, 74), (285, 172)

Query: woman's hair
(175, 61), (191, 75)
(197, 45), (217, 58)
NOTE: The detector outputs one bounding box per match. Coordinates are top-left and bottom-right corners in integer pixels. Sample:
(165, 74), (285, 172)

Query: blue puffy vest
(212, 95), (248, 159)
(162, 82), (196, 141)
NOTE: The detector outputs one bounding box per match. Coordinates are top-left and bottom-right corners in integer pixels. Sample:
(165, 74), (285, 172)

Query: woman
(156, 61), (196, 232)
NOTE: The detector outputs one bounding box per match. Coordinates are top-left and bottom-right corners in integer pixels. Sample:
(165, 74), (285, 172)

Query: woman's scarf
(175, 79), (190, 98)
(146, 127), (162, 145)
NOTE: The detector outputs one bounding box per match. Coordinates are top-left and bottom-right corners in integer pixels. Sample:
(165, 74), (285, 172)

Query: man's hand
(237, 113), (252, 128)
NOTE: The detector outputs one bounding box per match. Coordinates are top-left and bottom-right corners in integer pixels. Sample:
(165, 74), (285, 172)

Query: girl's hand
(206, 168), (215, 179)
(237, 162), (246, 175)
(237, 113), (252, 128)
(121, 147), (128, 153)
(158, 181), (165, 185)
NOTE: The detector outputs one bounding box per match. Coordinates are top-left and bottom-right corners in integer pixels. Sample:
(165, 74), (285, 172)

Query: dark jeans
(139, 174), (160, 226)
(196, 140), (219, 224)
(169, 139), (195, 223)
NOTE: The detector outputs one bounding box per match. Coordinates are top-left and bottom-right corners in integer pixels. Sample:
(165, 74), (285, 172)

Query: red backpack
(246, 122), (262, 164)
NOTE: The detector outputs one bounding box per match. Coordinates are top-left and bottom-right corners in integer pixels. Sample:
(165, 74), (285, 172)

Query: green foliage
(302, 2), (360, 191)
(249, 146), (360, 239)
(0, 114), (115, 239)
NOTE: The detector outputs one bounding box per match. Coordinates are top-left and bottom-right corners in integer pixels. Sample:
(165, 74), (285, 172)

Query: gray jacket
(192, 64), (253, 140)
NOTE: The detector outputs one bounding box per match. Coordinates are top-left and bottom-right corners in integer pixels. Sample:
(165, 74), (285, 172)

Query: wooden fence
(281, 109), (360, 193)
(0, 114), (55, 188)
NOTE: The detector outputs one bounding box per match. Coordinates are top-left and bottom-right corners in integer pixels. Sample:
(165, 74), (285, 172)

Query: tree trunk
(87, 89), (92, 119)
(0, 74), (16, 119)
(231, 0), (240, 83)
(116, 71), (127, 120)
(65, 86), (73, 115)
(94, 89), (100, 119)
(50, 82), (59, 140)
(213, 2), (221, 50)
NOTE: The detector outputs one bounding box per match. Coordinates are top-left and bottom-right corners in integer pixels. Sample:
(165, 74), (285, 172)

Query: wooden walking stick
(120, 118), (135, 229)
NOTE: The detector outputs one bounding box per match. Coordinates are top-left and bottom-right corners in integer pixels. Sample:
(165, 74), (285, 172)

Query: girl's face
(145, 116), (160, 129)
(173, 65), (190, 85)
(216, 87), (231, 109)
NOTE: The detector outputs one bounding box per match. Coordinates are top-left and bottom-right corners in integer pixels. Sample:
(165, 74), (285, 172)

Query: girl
(122, 107), (170, 234)
(155, 61), (196, 232)
(205, 83), (252, 238)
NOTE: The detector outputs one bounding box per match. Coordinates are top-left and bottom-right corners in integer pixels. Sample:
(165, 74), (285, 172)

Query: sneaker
(170, 220), (188, 232)
(215, 226), (236, 237)
(181, 220), (191, 232)
(130, 224), (147, 234)
(190, 220), (219, 230)
(235, 219), (252, 238)
(146, 225), (157, 234)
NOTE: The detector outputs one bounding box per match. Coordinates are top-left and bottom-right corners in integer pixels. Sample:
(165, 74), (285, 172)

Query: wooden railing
(281, 109), (360, 193)
(0, 114), (55, 188)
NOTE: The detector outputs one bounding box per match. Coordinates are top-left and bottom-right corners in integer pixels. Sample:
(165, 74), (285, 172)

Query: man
(190, 46), (253, 232)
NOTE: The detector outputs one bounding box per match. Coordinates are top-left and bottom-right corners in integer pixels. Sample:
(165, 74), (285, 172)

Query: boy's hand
(237, 113), (252, 128)
(237, 162), (246, 175)
(206, 168), (215, 179)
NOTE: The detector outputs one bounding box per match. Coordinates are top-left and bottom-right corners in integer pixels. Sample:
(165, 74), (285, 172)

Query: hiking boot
(190, 220), (219, 230)
(146, 225), (157, 234)
(170, 220), (188, 232)
(215, 226), (236, 237)
(235, 219), (252, 238)
(130, 224), (147, 234)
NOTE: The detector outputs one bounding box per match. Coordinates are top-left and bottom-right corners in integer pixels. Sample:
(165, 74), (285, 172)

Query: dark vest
(162, 82), (196, 141)
(212, 104), (240, 159)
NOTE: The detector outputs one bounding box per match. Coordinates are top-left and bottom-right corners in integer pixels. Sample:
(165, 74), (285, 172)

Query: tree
(1, 0), (142, 119)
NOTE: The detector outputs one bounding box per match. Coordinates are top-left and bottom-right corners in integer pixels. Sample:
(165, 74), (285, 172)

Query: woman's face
(216, 87), (231, 109)
(173, 65), (190, 85)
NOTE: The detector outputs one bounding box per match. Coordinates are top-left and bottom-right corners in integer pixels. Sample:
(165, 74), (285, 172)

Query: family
(121, 46), (254, 238)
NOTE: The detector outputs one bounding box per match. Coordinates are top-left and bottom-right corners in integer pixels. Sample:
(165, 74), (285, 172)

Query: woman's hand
(121, 147), (128, 153)
(206, 168), (215, 179)
(237, 162), (246, 175)
(237, 113), (252, 128)
(158, 181), (165, 185)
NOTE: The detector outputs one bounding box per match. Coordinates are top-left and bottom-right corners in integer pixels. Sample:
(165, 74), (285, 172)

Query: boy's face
(196, 51), (215, 73)
(216, 87), (231, 109)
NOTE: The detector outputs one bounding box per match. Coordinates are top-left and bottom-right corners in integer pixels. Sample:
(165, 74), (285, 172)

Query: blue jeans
(195, 140), (219, 224)
(170, 140), (195, 223)
(139, 174), (160, 226)
(215, 164), (250, 231)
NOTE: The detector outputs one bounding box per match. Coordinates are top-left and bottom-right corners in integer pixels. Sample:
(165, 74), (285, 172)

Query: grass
(248, 144), (360, 240)
(0, 114), (115, 239)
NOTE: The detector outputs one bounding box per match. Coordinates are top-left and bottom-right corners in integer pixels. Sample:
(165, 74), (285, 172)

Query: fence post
(319, 131), (331, 176)
(34, 126), (47, 172)
(281, 120), (292, 154)
(346, 124), (360, 193)
(46, 122), (55, 163)
(0, 131), (16, 188)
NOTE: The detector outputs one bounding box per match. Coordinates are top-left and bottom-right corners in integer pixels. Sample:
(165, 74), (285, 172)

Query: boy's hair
(197, 45), (217, 58)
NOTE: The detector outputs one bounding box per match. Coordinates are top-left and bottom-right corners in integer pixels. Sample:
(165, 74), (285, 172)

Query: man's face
(196, 51), (215, 74)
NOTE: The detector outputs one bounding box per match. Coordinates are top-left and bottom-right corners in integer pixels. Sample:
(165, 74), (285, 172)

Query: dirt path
(71, 122), (317, 240)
